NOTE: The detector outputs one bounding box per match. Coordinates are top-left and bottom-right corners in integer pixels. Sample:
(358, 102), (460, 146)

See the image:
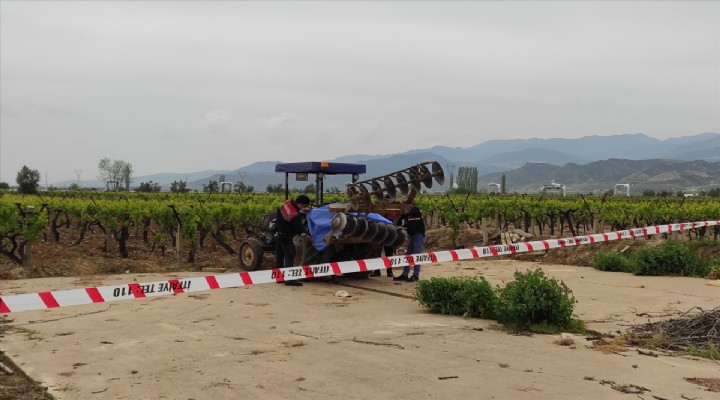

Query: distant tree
(98, 158), (133, 190)
(501, 174), (507, 194)
(122, 163), (133, 190)
(448, 173), (454, 191)
(0, 182), (9, 190)
(203, 180), (219, 193)
(327, 186), (341, 194)
(234, 181), (254, 193)
(266, 183), (283, 194)
(68, 183), (81, 190)
(642, 189), (655, 197)
(16, 165), (40, 194)
(303, 183), (316, 195)
(170, 180), (189, 193)
(455, 166), (478, 193)
(707, 188), (720, 198)
(137, 181), (162, 192)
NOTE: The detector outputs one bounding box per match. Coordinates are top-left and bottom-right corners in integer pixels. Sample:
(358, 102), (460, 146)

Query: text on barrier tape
(0, 221), (716, 314)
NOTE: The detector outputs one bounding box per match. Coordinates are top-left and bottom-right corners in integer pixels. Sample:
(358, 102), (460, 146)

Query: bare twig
(351, 337), (404, 350)
(0, 361), (14, 375)
(289, 330), (319, 340)
(626, 306), (720, 353)
(24, 305), (112, 325)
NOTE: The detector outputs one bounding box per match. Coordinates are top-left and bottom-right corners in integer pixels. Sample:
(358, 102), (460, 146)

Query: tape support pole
(0, 221), (716, 314)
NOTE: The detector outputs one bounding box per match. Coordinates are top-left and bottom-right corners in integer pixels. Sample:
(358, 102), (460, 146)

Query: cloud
(261, 112), (299, 129)
(0, 103), (21, 118)
(204, 109), (233, 125)
(203, 109), (234, 134)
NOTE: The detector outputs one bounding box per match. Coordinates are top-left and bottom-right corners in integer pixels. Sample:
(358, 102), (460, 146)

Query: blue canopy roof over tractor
(274, 161), (366, 175)
(275, 161), (366, 204)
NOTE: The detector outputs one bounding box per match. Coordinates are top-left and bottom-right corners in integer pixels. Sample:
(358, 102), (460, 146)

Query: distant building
(614, 183), (631, 196)
(542, 182), (566, 196)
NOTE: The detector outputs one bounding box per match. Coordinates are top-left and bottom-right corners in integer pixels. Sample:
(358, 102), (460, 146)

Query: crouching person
(275, 195), (312, 286)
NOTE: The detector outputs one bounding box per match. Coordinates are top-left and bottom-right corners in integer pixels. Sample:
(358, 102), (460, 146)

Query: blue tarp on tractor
(306, 205), (391, 252)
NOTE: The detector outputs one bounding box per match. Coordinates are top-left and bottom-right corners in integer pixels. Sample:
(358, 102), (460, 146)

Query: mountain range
(60, 132), (720, 194)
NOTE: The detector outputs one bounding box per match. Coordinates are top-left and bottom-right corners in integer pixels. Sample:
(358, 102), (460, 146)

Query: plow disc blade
(342, 215), (358, 236)
(406, 169), (422, 192)
(361, 220), (379, 241)
(383, 176), (397, 199)
(371, 180), (385, 203)
(331, 212), (347, 234)
(418, 164), (433, 189)
(431, 161), (445, 185)
(372, 223), (389, 244)
(394, 173), (409, 195)
(352, 217), (368, 238)
(392, 227), (408, 248)
(382, 225), (398, 247)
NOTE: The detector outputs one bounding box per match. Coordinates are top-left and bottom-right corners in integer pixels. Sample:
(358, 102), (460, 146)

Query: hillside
(49, 132), (720, 193)
(478, 159), (720, 194)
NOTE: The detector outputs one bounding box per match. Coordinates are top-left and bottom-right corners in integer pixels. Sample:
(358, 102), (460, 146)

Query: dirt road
(1, 259), (719, 400)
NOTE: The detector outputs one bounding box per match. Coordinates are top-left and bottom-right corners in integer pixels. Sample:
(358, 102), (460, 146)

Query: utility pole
(75, 170), (83, 188)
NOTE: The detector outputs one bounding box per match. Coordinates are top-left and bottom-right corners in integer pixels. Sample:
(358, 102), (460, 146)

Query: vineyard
(1, 190), (719, 273)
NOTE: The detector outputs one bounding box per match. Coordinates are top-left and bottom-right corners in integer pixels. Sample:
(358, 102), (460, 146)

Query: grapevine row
(1, 192), (718, 265)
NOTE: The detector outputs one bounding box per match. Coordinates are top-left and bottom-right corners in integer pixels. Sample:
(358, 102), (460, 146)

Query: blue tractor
(237, 161), (444, 272)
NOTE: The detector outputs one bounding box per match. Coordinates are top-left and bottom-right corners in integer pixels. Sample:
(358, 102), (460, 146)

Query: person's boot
(285, 280), (303, 286)
(393, 275), (407, 281)
(386, 269), (394, 277)
(370, 270), (380, 277)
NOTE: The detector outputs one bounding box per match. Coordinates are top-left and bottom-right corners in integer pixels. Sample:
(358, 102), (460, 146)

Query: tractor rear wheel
(239, 238), (263, 271)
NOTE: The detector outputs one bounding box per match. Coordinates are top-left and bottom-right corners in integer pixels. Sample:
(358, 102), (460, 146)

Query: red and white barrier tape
(1, 221), (716, 314)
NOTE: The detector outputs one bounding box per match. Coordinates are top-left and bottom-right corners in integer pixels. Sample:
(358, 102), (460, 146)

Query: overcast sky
(1, 1), (719, 184)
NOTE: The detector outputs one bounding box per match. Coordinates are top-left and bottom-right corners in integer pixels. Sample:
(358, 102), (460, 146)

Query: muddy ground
(0, 227), (718, 399)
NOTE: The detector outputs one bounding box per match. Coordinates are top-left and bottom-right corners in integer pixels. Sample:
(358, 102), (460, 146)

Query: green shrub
(495, 268), (576, 330)
(415, 276), (497, 319)
(453, 277), (498, 318)
(414, 277), (464, 315)
(688, 343), (720, 360)
(706, 263), (720, 280)
(593, 250), (634, 272)
(633, 240), (708, 277)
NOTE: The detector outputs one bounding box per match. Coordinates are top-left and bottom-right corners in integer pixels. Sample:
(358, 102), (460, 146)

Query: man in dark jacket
(393, 205), (426, 282)
(275, 195), (312, 286)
